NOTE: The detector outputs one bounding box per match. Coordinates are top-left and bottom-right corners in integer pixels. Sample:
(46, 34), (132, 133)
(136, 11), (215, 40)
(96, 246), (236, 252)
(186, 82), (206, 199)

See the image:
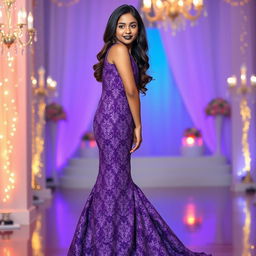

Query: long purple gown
(67, 46), (211, 256)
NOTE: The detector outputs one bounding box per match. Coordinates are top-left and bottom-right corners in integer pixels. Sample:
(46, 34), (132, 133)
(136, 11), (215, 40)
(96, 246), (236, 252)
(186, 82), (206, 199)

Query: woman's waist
(94, 100), (132, 118)
(98, 93), (128, 104)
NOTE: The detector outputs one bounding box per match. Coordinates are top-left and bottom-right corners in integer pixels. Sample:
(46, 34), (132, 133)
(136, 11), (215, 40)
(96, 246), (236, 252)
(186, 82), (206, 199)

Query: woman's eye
(118, 25), (124, 29)
(131, 25), (137, 28)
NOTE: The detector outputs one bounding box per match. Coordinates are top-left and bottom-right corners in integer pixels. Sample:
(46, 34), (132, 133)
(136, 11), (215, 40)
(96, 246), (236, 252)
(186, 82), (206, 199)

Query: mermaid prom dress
(67, 46), (211, 256)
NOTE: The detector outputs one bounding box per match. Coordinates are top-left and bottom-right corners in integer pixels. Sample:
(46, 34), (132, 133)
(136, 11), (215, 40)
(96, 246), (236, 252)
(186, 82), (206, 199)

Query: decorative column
(45, 81), (59, 187)
(31, 67), (57, 200)
(227, 65), (256, 191)
(0, 0), (36, 227)
(45, 121), (58, 186)
(214, 115), (223, 156)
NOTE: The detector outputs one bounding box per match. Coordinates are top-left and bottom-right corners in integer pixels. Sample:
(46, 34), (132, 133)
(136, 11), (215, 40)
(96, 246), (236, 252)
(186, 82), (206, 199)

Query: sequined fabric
(67, 46), (211, 256)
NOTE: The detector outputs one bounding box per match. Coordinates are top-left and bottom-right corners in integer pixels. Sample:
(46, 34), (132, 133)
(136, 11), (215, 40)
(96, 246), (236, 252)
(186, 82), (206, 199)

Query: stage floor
(0, 187), (255, 256)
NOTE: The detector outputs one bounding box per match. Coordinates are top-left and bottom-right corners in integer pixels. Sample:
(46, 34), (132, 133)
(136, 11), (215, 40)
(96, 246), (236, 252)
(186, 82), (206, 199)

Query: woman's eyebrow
(117, 21), (137, 24)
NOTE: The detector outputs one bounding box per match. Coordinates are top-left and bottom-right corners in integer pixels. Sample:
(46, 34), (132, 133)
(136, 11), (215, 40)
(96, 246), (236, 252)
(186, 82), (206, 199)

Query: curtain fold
(138, 28), (194, 156)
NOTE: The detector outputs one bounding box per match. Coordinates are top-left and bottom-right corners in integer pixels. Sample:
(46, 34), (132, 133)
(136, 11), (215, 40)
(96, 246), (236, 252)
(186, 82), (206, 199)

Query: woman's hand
(130, 126), (142, 153)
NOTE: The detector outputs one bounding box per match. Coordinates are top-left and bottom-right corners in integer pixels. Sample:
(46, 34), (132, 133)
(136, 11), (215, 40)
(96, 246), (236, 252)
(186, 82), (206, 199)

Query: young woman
(68, 5), (211, 256)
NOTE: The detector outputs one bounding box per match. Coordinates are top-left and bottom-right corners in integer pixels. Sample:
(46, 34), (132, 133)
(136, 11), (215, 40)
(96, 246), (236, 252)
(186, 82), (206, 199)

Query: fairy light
(7, 52), (14, 69)
(242, 199), (251, 256)
(240, 98), (251, 176)
(0, 49), (17, 203)
(2, 247), (14, 256)
(31, 68), (57, 190)
(31, 214), (44, 256)
(0, 59), (18, 203)
(228, 65), (255, 180)
(31, 75), (45, 190)
(32, 101), (45, 181)
(29, 0), (56, 190)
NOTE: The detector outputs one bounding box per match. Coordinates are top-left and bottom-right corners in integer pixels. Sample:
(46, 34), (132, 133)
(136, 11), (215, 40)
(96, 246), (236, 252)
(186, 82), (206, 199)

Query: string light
(31, 213), (43, 256)
(226, 1), (255, 182)
(238, 7), (249, 62)
(239, 98), (251, 176)
(2, 247), (14, 256)
(29, 33), (42, 190)
(31, 76), (45, 190)
(0, 56), (18, 203)
(31, 67), (57, 190)
(33, 101), (45, 178)
(242, 199), (251, 256)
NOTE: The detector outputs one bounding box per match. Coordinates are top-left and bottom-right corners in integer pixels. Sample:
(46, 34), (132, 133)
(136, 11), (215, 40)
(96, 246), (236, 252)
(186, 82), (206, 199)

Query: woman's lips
(123, 36), (133, 40)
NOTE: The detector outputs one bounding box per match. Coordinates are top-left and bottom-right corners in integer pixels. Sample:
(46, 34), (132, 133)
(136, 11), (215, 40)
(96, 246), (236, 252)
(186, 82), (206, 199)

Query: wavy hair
(93, 4), (152, 94)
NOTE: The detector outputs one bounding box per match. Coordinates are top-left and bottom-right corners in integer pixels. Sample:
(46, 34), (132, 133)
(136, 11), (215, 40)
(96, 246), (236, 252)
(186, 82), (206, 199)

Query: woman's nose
(125, 26), (131, 33)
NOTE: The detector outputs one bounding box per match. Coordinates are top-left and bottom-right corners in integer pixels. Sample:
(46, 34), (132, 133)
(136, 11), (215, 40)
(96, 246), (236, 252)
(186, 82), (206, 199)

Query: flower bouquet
(82, 132), (95, 141)
(45, 102), (67, 122)
(205, 98), (230, 155)
(80, 131), (97, 157)
(181, 128), (203, 156)
(205, 98), (231, 116)
(183, 128), (202, 138)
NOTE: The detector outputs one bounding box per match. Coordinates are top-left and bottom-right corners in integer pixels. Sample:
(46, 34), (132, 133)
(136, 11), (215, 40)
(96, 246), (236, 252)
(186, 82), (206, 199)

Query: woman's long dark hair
(93, 4), (152, 94)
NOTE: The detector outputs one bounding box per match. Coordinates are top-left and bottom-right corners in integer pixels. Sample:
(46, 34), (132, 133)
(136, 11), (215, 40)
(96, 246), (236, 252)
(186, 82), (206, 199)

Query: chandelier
(141, 0), (205, 33)
(0, 0), (36, 50)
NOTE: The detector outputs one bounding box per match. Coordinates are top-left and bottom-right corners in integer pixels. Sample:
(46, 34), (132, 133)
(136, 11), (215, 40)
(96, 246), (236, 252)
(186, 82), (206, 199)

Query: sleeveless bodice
(100, 49), (139, 104)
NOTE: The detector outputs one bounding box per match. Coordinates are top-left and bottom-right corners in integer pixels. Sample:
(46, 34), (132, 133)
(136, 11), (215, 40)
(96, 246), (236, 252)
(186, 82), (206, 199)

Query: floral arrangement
(45, 102), (67, 122)
(205, 98), (231, 116)
(82, 132), (95, 141)
(183, 128), (202, 138)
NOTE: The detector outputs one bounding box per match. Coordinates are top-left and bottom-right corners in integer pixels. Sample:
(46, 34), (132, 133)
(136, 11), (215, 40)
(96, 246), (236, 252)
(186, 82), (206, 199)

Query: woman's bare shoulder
(108, 43), (130, 63)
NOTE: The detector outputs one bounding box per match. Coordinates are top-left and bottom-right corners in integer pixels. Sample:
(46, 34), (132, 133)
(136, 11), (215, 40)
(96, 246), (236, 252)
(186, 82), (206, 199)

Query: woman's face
(115, 13), (138, 46)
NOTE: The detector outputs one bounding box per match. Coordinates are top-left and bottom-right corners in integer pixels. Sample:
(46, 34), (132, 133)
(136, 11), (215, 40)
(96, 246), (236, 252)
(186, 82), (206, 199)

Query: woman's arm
(108, 43), (142, 153)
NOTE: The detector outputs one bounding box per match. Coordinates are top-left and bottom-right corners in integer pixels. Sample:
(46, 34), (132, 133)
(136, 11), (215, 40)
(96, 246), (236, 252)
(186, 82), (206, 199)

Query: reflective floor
(1, 186), (256, 256)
